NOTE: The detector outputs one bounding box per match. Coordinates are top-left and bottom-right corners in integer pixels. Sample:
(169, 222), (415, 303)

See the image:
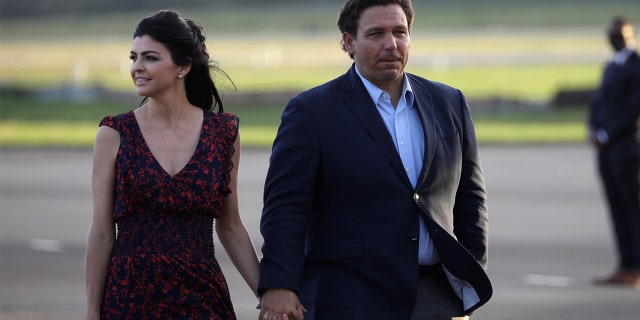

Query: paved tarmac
(1, 145), (639, 320)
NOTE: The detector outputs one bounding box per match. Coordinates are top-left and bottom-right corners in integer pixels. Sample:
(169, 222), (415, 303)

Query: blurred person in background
(84, 10), (260, 319)
(257, 0), (492, 319)
(589, 16), (640, 289)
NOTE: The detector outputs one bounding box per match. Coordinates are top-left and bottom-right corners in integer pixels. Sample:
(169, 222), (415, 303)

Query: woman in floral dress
(84, 10), (260, 319)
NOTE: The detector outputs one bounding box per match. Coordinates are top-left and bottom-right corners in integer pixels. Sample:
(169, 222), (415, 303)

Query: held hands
(258, 288), (307, 320)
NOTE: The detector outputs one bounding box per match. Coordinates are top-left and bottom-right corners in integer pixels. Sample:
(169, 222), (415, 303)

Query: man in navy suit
(258, 1), (492, 319)
(589, 17), (640, 289)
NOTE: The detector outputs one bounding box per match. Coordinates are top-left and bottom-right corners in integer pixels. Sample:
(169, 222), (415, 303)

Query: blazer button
(410, 237), (419, 244)
(413, 194), (420, 201)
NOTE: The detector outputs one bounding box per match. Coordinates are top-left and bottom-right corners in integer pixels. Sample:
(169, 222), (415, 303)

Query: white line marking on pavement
(524, 274), (572, 287)
(29, 238), (62, 252)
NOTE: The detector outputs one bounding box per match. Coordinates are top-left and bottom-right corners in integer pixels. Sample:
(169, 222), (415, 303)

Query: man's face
(343, 4), (410, 91)
(608, 24), (637, 52)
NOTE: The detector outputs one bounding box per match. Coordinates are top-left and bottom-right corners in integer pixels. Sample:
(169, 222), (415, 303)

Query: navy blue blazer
(259, 65), (492, 319)
(589, 51), (640, 153)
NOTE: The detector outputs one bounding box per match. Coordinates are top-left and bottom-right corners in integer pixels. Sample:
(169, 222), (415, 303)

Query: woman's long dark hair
(133, 10), (231, 112)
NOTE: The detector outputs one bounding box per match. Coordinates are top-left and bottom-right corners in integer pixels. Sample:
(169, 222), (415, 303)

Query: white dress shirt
(355, 67), (440, 265)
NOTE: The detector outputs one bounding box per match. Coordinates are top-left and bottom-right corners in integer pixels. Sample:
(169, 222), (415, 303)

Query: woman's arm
(84, 126), (119, 319)
(216, 135), (261, 297)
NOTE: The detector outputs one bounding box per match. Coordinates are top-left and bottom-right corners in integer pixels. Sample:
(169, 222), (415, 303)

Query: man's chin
(379, 68), (403, 79)
(378, 61), (403, 69)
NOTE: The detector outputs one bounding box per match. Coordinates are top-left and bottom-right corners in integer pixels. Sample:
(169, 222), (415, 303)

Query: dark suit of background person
(258, 1), (492, 319)
(589, 17), (640, 289)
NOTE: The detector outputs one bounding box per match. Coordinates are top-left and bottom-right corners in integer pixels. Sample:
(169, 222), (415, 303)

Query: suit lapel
(409, 76), (493, 312)
(410, 77), (437, 189)
(340, 66), (413, 189)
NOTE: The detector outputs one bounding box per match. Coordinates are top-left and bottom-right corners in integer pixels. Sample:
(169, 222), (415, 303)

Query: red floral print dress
(98, 110), (238, 319)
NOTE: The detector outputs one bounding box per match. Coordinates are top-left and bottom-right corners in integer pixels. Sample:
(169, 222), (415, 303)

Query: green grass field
(2, 1), (639, 38)
(0, 93), (588, 147)
(1, 0), (637, 147)
(0, 33), (605, 98)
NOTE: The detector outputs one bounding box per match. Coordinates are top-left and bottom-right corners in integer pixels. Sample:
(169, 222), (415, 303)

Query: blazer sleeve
(258, 95), (320, 294)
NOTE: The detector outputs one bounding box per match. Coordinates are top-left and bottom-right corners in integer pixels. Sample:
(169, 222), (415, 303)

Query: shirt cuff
(596, 129), (609, 144)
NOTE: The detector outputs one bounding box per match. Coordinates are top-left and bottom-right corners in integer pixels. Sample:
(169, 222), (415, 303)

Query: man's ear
(342, 32), (356, 56)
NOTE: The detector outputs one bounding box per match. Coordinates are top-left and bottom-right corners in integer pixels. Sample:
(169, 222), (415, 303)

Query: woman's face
(129, 35), (184, 98)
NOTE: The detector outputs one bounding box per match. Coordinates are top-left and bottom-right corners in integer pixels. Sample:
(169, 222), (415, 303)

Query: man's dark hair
(337, 0), (414, 54)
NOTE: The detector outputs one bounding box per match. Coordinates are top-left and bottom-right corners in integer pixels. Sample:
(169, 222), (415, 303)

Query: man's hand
(258, 288), (307, 320)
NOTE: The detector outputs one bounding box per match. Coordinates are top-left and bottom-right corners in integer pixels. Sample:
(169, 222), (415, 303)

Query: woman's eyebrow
(130, 50), (161, 55)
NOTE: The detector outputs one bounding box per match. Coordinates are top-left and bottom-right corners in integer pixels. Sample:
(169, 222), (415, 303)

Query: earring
(178, 74), (183, 78)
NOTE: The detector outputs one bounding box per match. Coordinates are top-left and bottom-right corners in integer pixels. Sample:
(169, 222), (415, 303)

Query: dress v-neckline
(132, 110), (206, 178)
